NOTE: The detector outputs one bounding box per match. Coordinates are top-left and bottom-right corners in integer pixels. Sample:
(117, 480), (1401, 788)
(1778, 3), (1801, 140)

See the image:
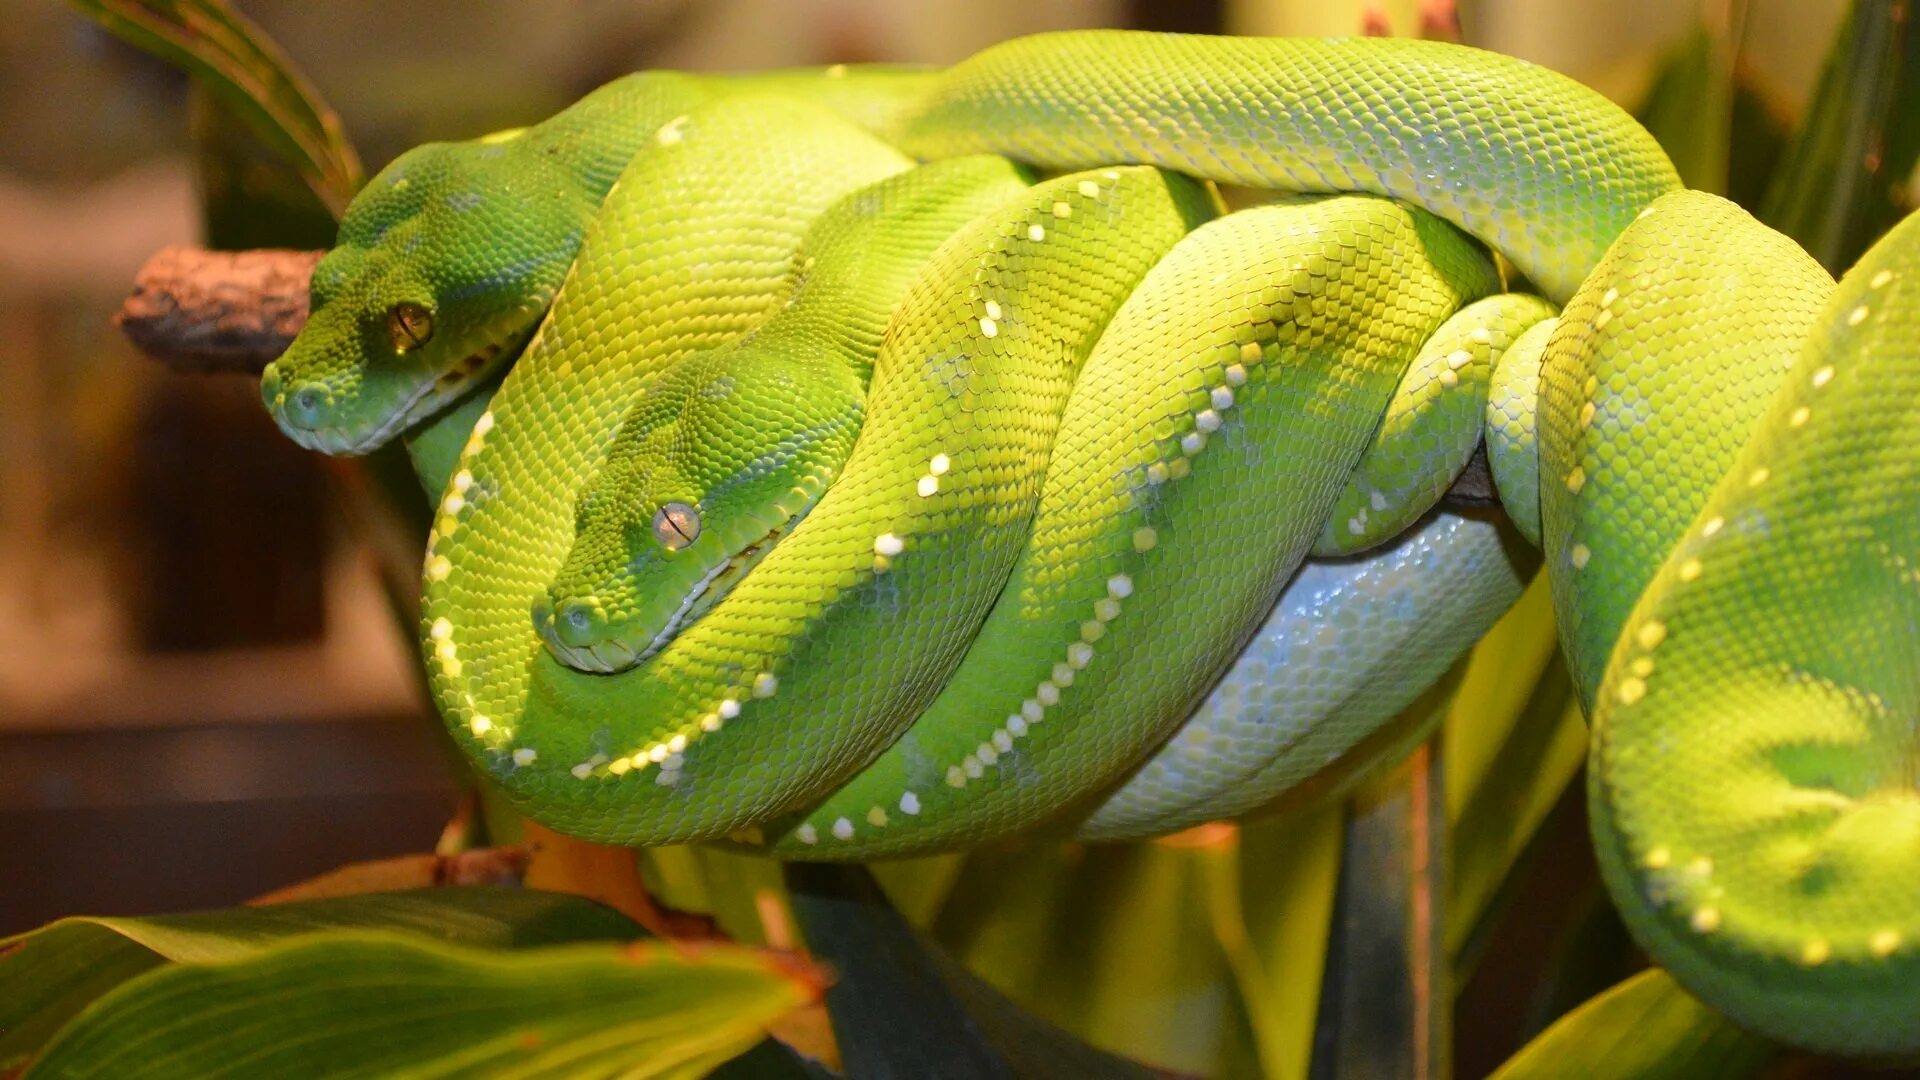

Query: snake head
(533, 347), (859, 674)
(263, 135), (589, 454)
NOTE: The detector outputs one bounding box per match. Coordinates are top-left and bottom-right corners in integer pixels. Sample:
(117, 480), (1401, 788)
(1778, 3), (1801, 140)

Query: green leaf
(0, 887), (642, 1071)
(786, 862), (1162, 1080)
(66, 0), (362, 215)
(1489, 969), (1777, 1079)
(1444, 576), (1588, 973)
(23, 931), (820, 1080)
(1760, 0), (1920, 272)
(1203, 804), (1342, 1080)
(1636, 19), (1739, 194)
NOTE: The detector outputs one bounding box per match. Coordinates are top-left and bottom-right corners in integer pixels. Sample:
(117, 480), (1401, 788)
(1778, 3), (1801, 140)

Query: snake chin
(536, 519), (792, 676)
(267, 335), (515, 455)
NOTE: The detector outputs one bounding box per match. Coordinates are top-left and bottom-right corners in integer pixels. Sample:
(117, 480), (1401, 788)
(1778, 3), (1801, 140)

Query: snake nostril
(283, 382), (331, 429)
(550, 599), (602, 648)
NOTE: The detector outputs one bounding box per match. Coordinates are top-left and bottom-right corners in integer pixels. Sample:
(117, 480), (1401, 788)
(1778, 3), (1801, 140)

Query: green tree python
(258, 31), (1919, 1059)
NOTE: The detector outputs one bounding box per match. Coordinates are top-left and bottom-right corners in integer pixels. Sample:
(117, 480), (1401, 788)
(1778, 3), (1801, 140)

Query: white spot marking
(874, 532), (905, 557)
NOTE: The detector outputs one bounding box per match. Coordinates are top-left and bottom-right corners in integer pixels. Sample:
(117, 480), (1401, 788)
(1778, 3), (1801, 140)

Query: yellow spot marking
(1095, 598), (1121, 622)
(753, 672), (779, 698)
(427, 555), (452, 582)
(470, 715), (493, 736)
(1240, 341), (1262, 364)
(1687, 855), (1713, 877)
(1702, 516), (1725, 537)
(1630, 656), (1654, 677)
(1067, 641), (1095, 668)
(946, 766), (966, 788)
(825, 63), (847, 77)
(1644, 846), (1671, 869)
(1848, 305), (1870, 326)
(1601, 287), (1619, 307)
(1594, 309), (1612, 330)
(1146, 461), (1170, 484)
(1052, 201), (1072, 218)
(1080, 620), (1105, 643)
(1801, 939), (1831, 966)
(1446, 349), (1473, 371)
(436, 640), (457, 663)
(477, 127), (525, 145)
(1870, 269), (1894, 289)
(452, 470), (473, 494)
(1691, 907), (1721, 933)
(1678, 558), (1703, 582)
(1570, 543), (1591, 569)
(1812, 365), (1835, 388)
(1790, 406), (1811, 427)
(655, 116), (689, 146)
(1077, 180), (1100, 198)
(866, 806), (889, 827)
(1871, 930), (1901, 958)
(1636, 620), (1668, 650)
(1133, 527), (1157, 552)
(608, 756), (631, 776)
(512, 747), (537, 766)
(1616, 676), (1646, 705)
(1578, 401), (1596, 429)
(1748, 466), (1770, 487)
(1565, 466), (1586, 494)
(1439, 369), (1459, 388)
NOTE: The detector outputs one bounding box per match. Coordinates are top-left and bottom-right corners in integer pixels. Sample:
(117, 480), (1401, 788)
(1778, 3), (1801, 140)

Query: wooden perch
(114, 244), (1501, 505)
(118, 245), (322, 374)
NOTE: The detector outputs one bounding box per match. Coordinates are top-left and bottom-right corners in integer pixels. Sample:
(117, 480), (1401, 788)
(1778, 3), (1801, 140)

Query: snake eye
(652, 502), (701, 551)
(387, 301), (435, 353)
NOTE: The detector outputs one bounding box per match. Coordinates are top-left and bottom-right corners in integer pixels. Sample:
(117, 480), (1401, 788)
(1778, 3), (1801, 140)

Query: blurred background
(0, 0), (1871, 1072)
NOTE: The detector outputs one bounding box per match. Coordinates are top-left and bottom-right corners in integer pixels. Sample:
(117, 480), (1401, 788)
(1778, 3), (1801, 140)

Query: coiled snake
(259, 31), (1920, 1057)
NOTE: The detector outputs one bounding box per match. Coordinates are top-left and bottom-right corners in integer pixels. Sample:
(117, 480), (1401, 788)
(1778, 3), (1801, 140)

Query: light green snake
(260, 31), (1920, 1058)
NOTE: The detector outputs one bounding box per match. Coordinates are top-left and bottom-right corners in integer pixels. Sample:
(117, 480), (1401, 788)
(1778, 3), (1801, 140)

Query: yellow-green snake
(259, 31), (1920, 1058)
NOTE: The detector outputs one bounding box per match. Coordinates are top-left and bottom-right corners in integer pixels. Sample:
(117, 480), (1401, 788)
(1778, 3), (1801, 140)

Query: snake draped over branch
(258, 30), (1920, 1059)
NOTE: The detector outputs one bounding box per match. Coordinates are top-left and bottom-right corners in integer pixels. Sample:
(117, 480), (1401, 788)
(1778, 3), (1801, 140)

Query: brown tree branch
(114, 244), (1501, 504)
(117, 245), (321, 374)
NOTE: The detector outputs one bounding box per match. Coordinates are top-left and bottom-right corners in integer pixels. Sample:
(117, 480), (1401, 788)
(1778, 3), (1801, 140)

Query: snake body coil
(266, 31), (1920, 1058)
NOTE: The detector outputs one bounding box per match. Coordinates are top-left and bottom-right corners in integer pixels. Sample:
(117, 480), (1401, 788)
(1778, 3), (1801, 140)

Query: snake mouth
(269, 337), (512, 456)
(538, 520), (792, 676)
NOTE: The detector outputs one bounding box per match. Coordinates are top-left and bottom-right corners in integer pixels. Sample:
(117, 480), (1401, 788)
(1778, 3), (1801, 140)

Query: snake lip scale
(267, 30), (1920, 1059)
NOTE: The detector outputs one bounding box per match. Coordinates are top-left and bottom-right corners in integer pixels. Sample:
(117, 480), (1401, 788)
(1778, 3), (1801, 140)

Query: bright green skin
(765, 194), (1498, 856)
(534, 156), (1033, 673)
(1582, 207), (1920, 1056)
(267, 29), (1920, 1059)
(1314, 292), (1558, 556)
(261, 65), (935, 454)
